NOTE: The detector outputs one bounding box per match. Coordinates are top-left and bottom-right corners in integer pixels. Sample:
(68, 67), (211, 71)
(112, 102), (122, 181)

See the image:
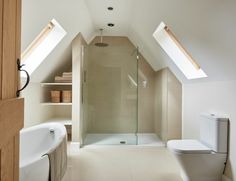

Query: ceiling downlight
(107, 23), (115, 27)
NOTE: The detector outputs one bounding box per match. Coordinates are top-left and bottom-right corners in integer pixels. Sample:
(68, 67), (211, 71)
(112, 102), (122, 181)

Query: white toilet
(167, 113), (228, 181)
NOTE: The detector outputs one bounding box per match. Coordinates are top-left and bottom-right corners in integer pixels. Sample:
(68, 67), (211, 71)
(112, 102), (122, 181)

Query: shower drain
(120, 141), (126, 144)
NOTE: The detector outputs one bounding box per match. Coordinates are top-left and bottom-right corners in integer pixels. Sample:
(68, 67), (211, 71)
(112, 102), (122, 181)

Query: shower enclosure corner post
(71, 33), (88, 145)
(136, 46), (139, 145)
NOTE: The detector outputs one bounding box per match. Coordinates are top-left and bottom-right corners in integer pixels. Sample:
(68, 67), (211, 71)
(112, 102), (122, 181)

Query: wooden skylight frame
(20, 19), (67, 77)
(21, 21), (55, 61)
(163, 26), (200, 70)
(153, 22), (207, 79)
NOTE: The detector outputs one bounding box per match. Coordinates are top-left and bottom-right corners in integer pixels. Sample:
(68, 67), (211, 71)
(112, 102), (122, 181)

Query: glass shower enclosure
(81, 43), (139, 146)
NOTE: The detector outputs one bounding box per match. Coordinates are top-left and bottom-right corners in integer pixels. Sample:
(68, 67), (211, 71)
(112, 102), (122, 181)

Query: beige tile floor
(62, 142), (182, 181)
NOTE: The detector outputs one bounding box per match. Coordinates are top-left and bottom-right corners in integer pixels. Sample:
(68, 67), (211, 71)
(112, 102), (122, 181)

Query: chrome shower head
(94, 29), (109, 47)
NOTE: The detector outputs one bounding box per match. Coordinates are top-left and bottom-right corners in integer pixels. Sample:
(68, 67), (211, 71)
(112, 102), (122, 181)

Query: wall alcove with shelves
(22, 33), (86, 143)
(40, 72), (73, 139)
(40, 82), (72, 105)
(38, 33), (86, 142)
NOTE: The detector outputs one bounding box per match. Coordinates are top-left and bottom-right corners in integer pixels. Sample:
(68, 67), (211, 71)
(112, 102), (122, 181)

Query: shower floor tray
(83, 133), (165, 146)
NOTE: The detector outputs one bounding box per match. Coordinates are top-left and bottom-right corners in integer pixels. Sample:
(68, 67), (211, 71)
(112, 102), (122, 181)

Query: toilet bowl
(167, 114), (228, 181)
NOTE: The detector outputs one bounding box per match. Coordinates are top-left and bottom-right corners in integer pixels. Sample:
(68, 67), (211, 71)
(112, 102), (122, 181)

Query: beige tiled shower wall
(86, 37), (138, 133)
(154, 68), (182, 142)
(84, 36), (182, 140)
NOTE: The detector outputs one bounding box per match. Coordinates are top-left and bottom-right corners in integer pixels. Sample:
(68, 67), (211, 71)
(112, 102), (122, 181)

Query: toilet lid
(167, 139), (212, 154)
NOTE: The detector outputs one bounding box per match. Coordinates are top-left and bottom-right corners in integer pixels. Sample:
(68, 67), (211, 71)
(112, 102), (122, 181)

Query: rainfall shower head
(94, 29), (109, 47)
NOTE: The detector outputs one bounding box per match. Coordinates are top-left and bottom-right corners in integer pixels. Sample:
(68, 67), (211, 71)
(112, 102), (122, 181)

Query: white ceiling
(85, 0), (135, 36)
(22, 0), (95, 82)
(86, 0), (236, 83)
(22, 0), (236, 83)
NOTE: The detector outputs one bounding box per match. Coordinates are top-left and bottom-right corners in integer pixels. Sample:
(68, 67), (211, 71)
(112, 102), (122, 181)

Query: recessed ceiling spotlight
(107, 23), (115, 27)
(108, 7), (114, 10)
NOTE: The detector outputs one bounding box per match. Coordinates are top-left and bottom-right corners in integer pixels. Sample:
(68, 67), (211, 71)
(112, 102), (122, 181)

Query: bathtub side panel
(20, 123), (67, 181)
(20, 156), (49, 181)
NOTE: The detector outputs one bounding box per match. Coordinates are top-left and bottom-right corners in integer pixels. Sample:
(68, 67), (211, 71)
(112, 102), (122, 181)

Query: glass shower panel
(80, 44), (89, 145)
(82, 45), (138, 146)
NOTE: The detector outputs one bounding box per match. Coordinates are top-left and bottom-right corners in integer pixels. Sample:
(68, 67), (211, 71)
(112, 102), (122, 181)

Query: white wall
(183, 80), (236, 179)
(22, 83), (54, 127)
(22, 0), (95, 83)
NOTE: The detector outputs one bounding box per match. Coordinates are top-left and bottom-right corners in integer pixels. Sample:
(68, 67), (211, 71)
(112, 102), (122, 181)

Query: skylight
(21, 19), (67, 77)
(153, 22), (207, 79)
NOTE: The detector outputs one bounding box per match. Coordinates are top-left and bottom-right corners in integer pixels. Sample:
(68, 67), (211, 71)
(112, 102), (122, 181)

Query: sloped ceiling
(22, 0), (95, 82)
(22, 0), (236, 83)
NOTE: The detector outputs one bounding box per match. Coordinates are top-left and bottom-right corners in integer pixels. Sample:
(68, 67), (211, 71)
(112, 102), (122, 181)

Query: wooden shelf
(41, 82), (72, 86)
(41, 102), (72, 106)
(46, 118), (72, 126)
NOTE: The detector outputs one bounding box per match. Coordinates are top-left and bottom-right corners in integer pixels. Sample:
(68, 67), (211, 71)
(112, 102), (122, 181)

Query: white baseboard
(222, 175), (232, 181)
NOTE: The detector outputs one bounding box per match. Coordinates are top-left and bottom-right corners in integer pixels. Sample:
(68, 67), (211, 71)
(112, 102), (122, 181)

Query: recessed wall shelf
(41, 102), (72, 106)
(46, 117), (72, 126)
(41, 82), (72, 86)
(40, 81), (72, 105)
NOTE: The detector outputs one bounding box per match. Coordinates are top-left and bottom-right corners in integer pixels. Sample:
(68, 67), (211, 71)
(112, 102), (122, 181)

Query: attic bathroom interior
(22, 28), (182, 146)
(0, 0), (235, 181)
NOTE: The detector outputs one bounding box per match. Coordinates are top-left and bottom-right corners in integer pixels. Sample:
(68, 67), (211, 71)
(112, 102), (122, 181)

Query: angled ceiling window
(153, 22), (207, 79)
(21, 19), (67, 77)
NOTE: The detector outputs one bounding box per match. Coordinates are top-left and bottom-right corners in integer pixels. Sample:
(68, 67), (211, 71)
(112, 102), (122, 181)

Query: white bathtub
(20, 122), (67, 181)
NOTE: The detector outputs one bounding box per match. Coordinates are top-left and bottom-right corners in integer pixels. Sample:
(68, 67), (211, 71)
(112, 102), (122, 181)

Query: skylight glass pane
(21, 19), (67, 77)
(153, 22), (207, 79)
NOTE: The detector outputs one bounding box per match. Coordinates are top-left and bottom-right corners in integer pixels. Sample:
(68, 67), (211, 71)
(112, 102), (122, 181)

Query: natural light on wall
(153, 22), (207, 79)
(21, 19), (67, 77)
